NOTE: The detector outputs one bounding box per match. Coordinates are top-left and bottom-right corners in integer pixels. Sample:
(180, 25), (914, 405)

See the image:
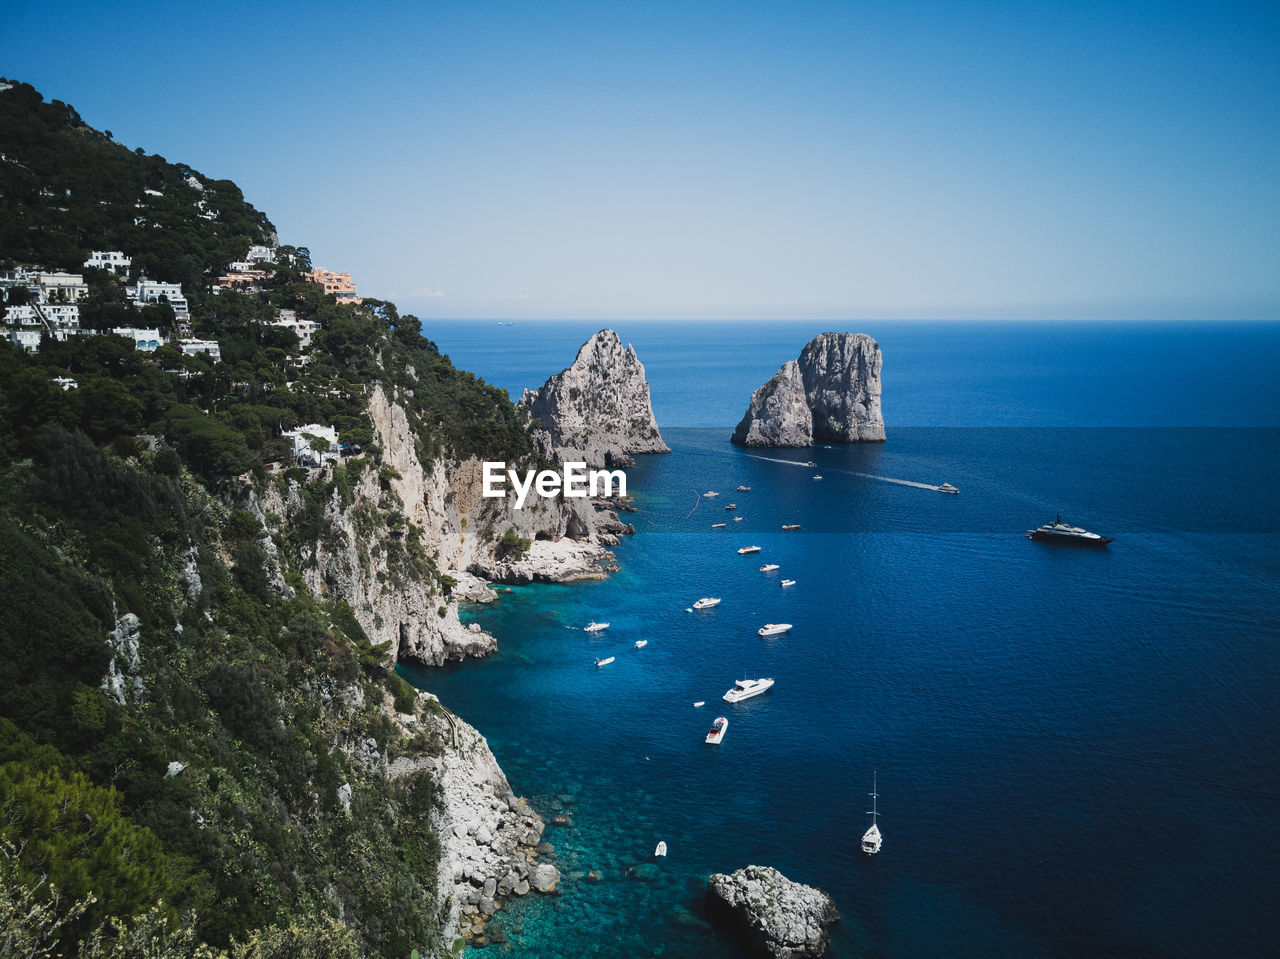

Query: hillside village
(1, 249), (369, 466)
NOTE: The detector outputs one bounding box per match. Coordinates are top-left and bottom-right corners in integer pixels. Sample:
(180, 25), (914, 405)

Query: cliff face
(799, 332), (884, 442)
(521, 329), (669, 468)
(728, 361), (812, 448)
(390, 696), (554, 949)
(257, 385), (611, 667)
(732, 332), (884, 447)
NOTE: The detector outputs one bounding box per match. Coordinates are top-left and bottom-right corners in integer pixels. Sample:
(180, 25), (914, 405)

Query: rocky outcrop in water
(521, 329), (669, 467)
(732, 332), (884, 447)
(706, 865), (840, 958)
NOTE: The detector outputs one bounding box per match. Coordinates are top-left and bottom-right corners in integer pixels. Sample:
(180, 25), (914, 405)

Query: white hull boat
(723, 677), (775, 702)
(693, 597), (721, 610)
(634, 640), (647, 648)
(594, 656), (614, 667)
(862, 772), (882, 854)
(757, 623), (793, 637)
(584, 621), (610, 632)
(780, 579), (796, 587)
(759, 563), (780, 572)
(705, 716), (728, 744)
(654, 841), (668, 857)
(737, 545), (761, 555)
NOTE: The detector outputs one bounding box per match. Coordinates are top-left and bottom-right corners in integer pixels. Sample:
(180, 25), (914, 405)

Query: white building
(273, 309), (319, 348)
(178, 338), (221, 362)
(112, 327), (165, 352)
(228, 244), (277, 272)
(37, 272), (88, 302)
(283, 424), (340, 467)
(4, 305), (42, 326)
(84, 251), (132, 275)
(135, 279), (190, 320)
(9, 329), (42, 353)
(43, 304), (80, 329)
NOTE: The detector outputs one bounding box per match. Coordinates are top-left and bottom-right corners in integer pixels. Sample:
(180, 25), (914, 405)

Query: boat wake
(741, 453), (950, 492)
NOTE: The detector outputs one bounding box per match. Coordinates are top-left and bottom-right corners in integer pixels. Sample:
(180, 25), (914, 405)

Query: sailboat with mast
(861, 772), (882, 855)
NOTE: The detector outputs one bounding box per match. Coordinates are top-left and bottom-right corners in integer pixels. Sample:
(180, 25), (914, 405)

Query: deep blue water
(402, 321), (1280, 958)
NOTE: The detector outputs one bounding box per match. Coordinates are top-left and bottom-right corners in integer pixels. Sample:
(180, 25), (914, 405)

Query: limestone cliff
(255, 384), (613, 667)
(732, 332), (885, 447)
(727, 360), (812, 448)
(520, 329), (669, 468)
(389, 694), (555, 949)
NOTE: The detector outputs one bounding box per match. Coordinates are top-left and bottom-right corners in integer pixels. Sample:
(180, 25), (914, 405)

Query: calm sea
(402, 321), (1280, 958)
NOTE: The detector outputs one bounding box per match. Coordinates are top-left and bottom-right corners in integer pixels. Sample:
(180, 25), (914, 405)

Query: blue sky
(4, 0), (1278, 319)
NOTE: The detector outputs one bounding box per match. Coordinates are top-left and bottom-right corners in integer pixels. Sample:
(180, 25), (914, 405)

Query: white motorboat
(654, 840), (668, 857)
(861, 772), (882, 854)
(733, 516), (744, 522)
(723, 677), (775, 703)
(705, 716), (728, 744)
(757, 623), (793, 637)
(594, 656), (614, 667)
(805, 461), (817, 467)
(693, 597), (721, 610)
(725, 503), (737, 510)
(703, 491), (720, 498)
(693, 701), (705, 707)
(634, 640), (647, 648)
(736, 485), (751, 492)
(759, 563), (780, 572)
(584, 621), (610, 632)
(737, 545), (761, 555)
(813, 474), (823, 480)
(711, 522), (726, 528)
(781, 524), (801, 531)
(938, 483), (959, 494)
(780, 579), (796, 587)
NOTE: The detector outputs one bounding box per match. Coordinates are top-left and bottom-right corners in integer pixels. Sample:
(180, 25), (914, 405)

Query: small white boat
(693, 701), (705, 707)
(703, 491), (720, 498)
(693, 597), (721, 610)
(757, 623), (793, 637)
(634, 640), (647, 648)
(723, 677), (775, 703)
(733, 516), (744, 522)
(654, 840), (668, 857)
(780, 579), (796, 587)
(711, 522), (726, 528)
(725, 503), (737, 510)
(736, 485), (751, 492)
(584, 621), (610, 632)
(781, 524), (801, 531)
(594, 656), (615, 667)
(759, 563), (780, 572)
(705, 716), (728, 745)
(813, 474), (823, 480)
(737, 545), (761, 555)
(861, 772), (882, 854)
(805, 461), (817, 467)
(938, 483), (959, 494)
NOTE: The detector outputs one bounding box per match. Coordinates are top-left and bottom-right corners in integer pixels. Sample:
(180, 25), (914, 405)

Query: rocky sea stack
(732, 332), (884, 447)
(706, 865), (840, 958)
(521, 329), (670, 468)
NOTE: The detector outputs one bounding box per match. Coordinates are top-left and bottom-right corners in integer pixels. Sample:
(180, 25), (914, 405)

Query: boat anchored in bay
(861, 772), (882, 854)
(1026, 514), (1114, 546)
(723, 677), (774, 702)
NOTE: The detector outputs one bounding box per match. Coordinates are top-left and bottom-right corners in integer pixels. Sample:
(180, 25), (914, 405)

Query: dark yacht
(1026, 514), (1114, 546)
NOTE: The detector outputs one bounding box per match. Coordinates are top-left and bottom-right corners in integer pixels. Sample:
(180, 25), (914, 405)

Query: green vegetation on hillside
(0, 81), (541, 958)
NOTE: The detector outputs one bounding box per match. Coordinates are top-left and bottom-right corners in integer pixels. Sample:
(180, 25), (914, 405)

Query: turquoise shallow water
(402, 322), (1280, 958)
